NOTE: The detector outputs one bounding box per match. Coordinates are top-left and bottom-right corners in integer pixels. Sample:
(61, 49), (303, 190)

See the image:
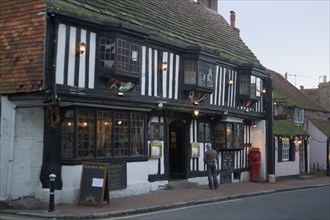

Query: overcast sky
(217, 0), (330, 88)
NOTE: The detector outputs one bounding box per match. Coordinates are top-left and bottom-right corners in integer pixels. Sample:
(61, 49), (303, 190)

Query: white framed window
(282, 137), (290, 161)
(294, 108), (304, 124)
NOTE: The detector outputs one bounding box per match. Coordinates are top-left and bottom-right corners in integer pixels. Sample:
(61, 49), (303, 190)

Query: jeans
(207, 163), (218, 189)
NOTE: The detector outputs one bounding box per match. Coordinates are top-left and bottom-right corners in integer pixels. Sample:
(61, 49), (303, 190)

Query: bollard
(48, 173), (56, 212)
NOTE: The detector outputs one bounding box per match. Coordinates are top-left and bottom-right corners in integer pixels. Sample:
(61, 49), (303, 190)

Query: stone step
(167, 180), (197, 190)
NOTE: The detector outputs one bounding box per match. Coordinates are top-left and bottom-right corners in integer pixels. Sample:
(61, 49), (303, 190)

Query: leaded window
(197, 122), (211, 142)
(183, 60), (215, 88)
(61, 108), (147, 160)
(99, 36), (142, 73)
(214, 122), (244, 150)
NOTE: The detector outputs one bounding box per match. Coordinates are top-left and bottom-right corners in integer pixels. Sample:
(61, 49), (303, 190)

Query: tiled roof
(310, 119), (330, 137)
(0, 0), (46, 94)
(45, 0), (263, 68)
(267, 69), (328, 112)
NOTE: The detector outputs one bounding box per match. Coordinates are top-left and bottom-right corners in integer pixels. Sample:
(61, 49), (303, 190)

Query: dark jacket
(203, 148), (218, 164)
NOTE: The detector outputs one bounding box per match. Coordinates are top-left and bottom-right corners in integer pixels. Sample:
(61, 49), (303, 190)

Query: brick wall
(0, 0), (46, 94)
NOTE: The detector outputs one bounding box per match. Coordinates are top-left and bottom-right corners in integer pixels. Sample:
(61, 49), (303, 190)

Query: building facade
(0, 0), (273, 204)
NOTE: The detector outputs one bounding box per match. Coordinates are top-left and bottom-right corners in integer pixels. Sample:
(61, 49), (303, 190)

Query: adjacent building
(268, 69), (329, 179)
(0, 0), (273, 204)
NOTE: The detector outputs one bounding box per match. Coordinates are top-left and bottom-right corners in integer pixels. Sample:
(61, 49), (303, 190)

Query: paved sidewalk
(1, 176), (329, 219)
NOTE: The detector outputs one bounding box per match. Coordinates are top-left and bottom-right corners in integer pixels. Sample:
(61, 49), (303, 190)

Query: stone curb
(1, 183), (329, 219)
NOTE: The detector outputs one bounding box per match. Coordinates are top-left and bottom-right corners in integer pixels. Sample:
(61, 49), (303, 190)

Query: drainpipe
(6, 107), (16, 198)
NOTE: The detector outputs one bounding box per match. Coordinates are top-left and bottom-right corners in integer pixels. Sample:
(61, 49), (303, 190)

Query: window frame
(60, 107), (148, 162)
(294, 108), (304, 124)
(97, 34), (143, 81)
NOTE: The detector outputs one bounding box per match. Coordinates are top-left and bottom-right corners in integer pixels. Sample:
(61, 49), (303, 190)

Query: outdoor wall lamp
(77, 42), (86, 54)
(262, 88), (266, 94)
(228, 79), (234, 86)
(193, 109), (200, 118)
(161, 62), (168, 71)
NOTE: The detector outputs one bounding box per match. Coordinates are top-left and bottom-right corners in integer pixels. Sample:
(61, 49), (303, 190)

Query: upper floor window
(183, 60), (215, 89)
(239, 75), (262, 98)
(294, 108), (304, 124)
(61, 107), (147, 160)
(99, 36), (142, 74)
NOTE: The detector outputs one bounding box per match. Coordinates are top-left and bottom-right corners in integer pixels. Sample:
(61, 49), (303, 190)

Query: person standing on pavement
(203, 144), (219, 189)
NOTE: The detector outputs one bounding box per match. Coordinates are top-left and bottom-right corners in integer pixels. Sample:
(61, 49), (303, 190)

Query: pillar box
(248, 147), (261, 182)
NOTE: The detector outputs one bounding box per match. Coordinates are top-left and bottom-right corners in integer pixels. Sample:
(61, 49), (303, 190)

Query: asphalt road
(110, 186), (330, 220)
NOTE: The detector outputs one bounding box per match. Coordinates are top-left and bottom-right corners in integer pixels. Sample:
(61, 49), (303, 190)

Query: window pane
(198, 122), (205, 141)
(214, 123), (225, 150)
(77, 109), (95, 157)
(100, 37), (115, 69)
(282, 137), (290, 161)
(184, 60), (197, 84)
(205, 123), (211, 141)
(198, 61), (207, 87)
(256, 77), (261, 97)
(250, 76), (256, 97)
(239, 75), (249, 95)
(97, 111), (112, 157)
(61, 109), (74, 159)
(131, 113), (144, 156)
(114, 112), (129, 156)
(226, 124), (232, 148)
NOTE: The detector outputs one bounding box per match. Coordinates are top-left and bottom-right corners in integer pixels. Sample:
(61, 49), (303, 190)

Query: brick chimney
(230, 10), (236, 28)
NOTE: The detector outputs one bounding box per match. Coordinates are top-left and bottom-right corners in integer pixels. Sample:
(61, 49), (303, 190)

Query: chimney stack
(230, 10), (236, 28)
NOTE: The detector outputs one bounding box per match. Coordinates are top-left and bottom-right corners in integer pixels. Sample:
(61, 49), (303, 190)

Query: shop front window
(61, 108), (147, 160)
(214, 122), (243, 150)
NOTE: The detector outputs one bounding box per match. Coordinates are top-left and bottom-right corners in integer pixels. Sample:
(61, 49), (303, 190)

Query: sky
(217, 0), (330, 89)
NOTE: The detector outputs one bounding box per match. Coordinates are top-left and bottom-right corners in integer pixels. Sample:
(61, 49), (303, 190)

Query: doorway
(169, 120), (187, 179)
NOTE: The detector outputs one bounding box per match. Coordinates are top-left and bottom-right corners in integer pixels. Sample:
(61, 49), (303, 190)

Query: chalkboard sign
(109, 163), (127, 190)
(78, 162), (109, 207)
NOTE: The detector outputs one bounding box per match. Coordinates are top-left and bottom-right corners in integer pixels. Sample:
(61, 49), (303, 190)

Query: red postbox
(248, 147), (261, 182)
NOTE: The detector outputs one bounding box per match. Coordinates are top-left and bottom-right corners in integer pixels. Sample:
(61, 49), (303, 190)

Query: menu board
(78, 162), (109, 207)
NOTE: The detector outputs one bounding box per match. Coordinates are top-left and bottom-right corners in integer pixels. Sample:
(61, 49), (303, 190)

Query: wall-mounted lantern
(77, 42), (86, 54)
(193, 109), (200, 118)
(228, 79), (234, 86)
(161, 62), (168, 71)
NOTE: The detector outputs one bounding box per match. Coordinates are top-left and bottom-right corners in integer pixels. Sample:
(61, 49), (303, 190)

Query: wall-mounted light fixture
(117, 92), (124, 96)
(161, 62), (168, 71)
(262, 88), (266, 94)
(193, 109), (200, 118)
(228, 79), (234, 86)
(77, 42), (86, 54)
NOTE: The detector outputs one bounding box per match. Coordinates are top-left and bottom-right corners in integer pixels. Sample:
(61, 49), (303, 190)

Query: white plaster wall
(308, 121), (327, 170)
(251, 120), (267, 181)
(274, 137), (300, 177)
(0, 96), (15, 200)
(0, 97), (44, 200)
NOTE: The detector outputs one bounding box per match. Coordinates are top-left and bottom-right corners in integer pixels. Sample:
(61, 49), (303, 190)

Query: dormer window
(98, 35), (142, 81)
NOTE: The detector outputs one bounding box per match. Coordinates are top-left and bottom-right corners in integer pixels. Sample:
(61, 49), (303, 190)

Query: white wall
(308, 121), (328, 170)
(0, 97), (44, 200)
(251, 120), (267, 181)
(274, 137), (300, 177)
